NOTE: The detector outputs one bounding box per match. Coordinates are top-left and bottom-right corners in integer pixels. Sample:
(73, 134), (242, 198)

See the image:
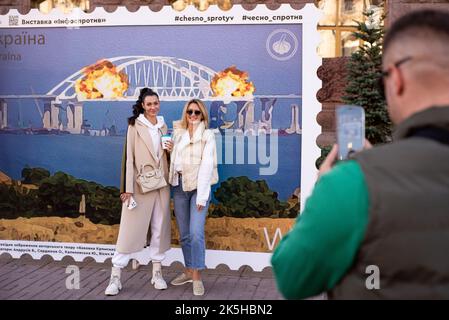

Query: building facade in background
(4, 0), (448, 58)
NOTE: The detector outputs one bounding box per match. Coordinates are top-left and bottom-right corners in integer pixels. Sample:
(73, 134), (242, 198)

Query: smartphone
(336, 105), (365, 160)
(127, 196), (137, 210)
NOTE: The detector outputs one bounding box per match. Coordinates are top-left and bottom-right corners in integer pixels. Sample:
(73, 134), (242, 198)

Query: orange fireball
(75, 60), (129, 100)
(211, 66), (255, 98)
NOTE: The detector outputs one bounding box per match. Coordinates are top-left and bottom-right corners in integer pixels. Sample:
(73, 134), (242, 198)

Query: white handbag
(136, 163), (167, 193)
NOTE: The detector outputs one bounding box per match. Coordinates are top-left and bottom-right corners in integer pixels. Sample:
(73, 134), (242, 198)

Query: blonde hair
(179, 99), (209, 129)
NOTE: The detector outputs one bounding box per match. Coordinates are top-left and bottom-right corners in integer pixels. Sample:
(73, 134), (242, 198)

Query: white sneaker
(151, 270), (168, 290)
(105, 267), (122, 296)
(131, 259), (140, 270)
(105, 276), (122, 296)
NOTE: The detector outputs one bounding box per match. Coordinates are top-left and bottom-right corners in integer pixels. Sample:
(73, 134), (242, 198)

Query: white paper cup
(161, 135), (172, 149)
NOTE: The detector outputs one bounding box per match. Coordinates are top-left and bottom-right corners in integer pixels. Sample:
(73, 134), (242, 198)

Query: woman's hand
(120, 193), (133, 205)
(196, 204), (204, 211)
(164, 140), (174, 152)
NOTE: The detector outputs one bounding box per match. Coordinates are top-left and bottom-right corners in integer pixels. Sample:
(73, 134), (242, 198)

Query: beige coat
(115, 118), (171, 254)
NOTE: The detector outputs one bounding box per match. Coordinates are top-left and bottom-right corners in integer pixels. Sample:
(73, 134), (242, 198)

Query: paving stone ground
(0, 253), (286, 300)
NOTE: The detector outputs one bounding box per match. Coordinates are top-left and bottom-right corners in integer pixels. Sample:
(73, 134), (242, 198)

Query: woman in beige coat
(105, 88), (172, 296)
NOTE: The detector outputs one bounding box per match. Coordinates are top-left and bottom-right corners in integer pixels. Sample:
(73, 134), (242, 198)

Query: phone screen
(336, 105), (365, 160)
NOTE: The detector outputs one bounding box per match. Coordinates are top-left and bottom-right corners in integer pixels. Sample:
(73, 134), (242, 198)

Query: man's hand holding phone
(318, 139), (372, 179)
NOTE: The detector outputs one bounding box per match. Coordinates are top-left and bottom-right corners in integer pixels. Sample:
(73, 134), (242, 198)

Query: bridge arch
(47, 56), (218, 101)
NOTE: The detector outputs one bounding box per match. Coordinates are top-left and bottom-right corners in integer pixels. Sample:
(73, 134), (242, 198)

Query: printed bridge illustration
(0, 56), (302, 135)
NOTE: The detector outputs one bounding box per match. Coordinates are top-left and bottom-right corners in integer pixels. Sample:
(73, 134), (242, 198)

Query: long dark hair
(128, 88), (159, 125)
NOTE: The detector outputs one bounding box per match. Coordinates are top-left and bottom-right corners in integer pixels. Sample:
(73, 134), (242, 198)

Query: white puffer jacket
(168, 121), (219, 206)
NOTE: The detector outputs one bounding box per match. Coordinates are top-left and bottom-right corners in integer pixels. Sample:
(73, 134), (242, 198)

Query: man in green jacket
(271, 9), (449, 299)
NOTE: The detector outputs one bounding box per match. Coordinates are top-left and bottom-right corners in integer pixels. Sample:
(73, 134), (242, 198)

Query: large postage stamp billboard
(0, 4), (321, 270)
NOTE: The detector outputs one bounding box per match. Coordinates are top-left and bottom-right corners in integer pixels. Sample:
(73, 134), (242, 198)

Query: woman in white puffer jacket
(168, 99), (218, 296)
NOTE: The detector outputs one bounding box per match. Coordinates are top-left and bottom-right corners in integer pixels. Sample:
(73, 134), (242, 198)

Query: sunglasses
(378, 56), (413, 100)
(186, 109), (201, 116)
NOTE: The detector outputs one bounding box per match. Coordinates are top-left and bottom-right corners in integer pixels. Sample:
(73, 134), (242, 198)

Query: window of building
(344, 0), (355, 13)
(170, 0), (233, 12)
(31, 0), (90, 14)
(317, 0), (386, 58)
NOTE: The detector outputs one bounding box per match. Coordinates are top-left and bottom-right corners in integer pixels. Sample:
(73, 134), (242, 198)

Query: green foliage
(342, 9), (392, 145)
(1, 168), (121, 225)
(316, 145), (332, 169)
(21, 167), (50, 185)
(211, 176), (295, 218)
(84, 184), (121, 225)
(38, 172), (88, 214)
(0, 183), (40, 218)
(286, 202), (300, 219)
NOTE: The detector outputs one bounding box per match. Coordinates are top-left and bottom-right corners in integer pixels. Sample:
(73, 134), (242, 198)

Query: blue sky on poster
(0, 24), (302, 96)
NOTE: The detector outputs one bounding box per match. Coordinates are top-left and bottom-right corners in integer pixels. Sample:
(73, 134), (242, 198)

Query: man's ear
(391, 66), (405, 97)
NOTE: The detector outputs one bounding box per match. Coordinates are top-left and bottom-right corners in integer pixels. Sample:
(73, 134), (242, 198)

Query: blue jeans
(173, 179), (210, 270)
